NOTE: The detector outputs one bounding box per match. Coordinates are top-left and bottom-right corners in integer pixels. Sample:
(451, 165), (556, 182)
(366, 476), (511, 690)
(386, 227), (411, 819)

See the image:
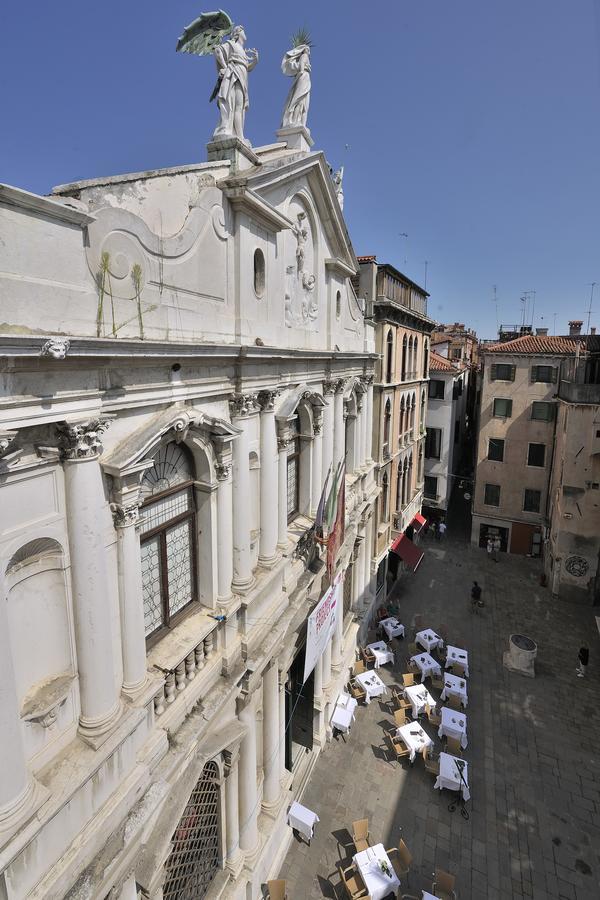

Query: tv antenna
(398, 233), (408, 266)
(586, 282), (596, 334)
(492, 285), (499, 333)
(424, 260), (429, 290)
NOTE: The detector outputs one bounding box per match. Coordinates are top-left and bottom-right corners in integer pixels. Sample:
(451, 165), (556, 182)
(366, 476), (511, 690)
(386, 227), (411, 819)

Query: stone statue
(212, 26), (259, 143)
(281, 32), (312, 129)
(176, 12), (258, 144)
(294, 212), (308, 274)
(333, 166), (344, 210)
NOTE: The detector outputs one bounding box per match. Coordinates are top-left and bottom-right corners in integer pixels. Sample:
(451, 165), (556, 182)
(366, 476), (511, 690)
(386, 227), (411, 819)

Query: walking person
(576, 646), (589, 678)
(493, 536), (501, 561)
(438, 520), (447, 541)
(486, 537), (493, 560)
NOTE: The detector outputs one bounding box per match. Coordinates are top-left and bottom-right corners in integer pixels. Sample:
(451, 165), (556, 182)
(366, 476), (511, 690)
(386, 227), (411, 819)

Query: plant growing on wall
(96, 251), (111, 338)
(132, 263), (144, 340)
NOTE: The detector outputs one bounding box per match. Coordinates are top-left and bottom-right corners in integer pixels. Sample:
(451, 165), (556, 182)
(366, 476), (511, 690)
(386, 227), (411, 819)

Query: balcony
(392, 490), (423, 534)
(558, 358), (600, 404)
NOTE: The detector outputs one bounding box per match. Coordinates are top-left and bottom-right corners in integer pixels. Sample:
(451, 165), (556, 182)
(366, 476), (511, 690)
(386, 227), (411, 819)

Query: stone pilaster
(311, 409), (323, 515)
(261, 660), (281, 809)
(257, 390), (279, 567)
(215, 460), (234, 604)
(322, 381), (335, 480)
(112, 501), (147, 696)
(230, 394), (259, 592)
(277, 433), (290, 548)
(333, 379), (346, 470)
(223, 744), (243, 875)
(237, 693), (260, 858)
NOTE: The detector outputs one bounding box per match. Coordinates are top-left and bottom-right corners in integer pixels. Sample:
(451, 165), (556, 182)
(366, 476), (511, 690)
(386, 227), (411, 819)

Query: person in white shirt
(438, 521), (447, 539)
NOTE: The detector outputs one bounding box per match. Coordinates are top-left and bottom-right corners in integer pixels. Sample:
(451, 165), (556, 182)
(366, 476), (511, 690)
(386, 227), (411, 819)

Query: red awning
(390, 533), (424, 572)
(411, 513), (427, 533)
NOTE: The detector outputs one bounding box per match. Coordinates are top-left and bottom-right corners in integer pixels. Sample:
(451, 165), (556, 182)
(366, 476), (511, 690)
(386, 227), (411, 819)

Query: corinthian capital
(257, 389), (279, 412)
(334, 378), (346, 393)
(215, 462), (232, 481)
(56, 416), (112, 460)
(111, 502), (141, 527)
(229, 393), (259, 418)
(0, 430), (17, 456)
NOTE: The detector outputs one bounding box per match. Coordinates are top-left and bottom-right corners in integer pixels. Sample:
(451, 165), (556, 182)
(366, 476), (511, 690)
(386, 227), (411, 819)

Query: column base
(258, 551), (279, 570)
(261, 784), (288, 819)
(232, 575), (255, 596)
(121, 675), (148, 700)
(0, 775), (49, 836)
(78, 699), (122, 749)
(241, 830), (264, 872)
(225, 847), (245, 879)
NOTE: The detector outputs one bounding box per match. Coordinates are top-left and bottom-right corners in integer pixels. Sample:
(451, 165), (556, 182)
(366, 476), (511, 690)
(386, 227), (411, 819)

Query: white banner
(303, 573), (342, 684)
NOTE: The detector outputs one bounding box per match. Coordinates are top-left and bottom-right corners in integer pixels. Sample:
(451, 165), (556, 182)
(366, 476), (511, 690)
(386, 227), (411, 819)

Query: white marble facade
(0, 138), (377, 899)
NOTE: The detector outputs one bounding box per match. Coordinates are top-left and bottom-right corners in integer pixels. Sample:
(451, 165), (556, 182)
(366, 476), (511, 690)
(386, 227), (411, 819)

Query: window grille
(163, 761), (221, 900)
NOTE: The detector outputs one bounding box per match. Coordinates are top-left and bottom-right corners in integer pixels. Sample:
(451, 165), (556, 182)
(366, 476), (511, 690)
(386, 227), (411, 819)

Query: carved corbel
(41, 338), (70, 360)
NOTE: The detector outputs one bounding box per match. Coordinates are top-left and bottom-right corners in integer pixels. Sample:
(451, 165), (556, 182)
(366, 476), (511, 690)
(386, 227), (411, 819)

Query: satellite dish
(464, 492), (471, 500)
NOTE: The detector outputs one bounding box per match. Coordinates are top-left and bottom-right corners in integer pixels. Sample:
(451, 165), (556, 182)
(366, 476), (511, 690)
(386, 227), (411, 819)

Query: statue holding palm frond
(281, 29), (312, 129)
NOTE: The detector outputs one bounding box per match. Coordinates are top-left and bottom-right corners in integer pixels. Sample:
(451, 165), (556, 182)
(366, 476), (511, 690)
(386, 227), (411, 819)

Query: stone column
(360, 385), (369, 467)
(59, 418), (121, 740)
(322, 383), (335, 480)
(277, 433), (289, 547)
(216, 461), (234, 603)
(313, 654), (323, 699)
(230, 395), (258, 591)
(332, 577), (344, 668)
(278, 675), (286, 780)
(352, 542), (362, 611)
(238, 696), (259, 855)
(333, 379), (346, 469)
(224, 745), (242, 871)
(322, 636), (332, 688)
(366, 376), (374, 460)
(0, 595), (33, 830)
(311, 410), (323, 515)
(262, 661), (281, 808)
(113, 503), (147, 695)
(258, 391), (279, 566)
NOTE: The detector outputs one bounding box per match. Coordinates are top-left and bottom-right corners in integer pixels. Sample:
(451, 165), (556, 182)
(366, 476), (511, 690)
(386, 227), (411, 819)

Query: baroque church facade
(0, 131), (378, 897)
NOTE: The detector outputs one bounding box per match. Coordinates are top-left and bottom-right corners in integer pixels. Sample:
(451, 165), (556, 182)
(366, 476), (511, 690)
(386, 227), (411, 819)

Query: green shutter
(506, 399), (513, 418)
(490, 364), (497, 381)
(531, 366), (537, 383)
(552, 367), (558, 383)
(510, 365), (516, 381)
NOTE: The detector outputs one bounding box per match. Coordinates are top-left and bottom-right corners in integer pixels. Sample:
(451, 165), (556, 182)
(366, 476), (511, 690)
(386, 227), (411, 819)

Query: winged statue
(176, 10), (259, 144)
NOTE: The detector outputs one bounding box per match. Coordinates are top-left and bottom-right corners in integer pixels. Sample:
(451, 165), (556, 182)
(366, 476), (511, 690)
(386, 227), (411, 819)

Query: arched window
(383, 398), (392, 456)
(423, 340), (429, 378)
(408, 337), (413, 378)
(382, 471), (389, 522)
(287, 416), (300, 520)
(385, 330), (394, 383)
(163, 760), (221, 900)
(402, 458), (409, 505)
(418, 443), (424, 483)
(399, 396), (405, 439)
(253, 248), (265, 297)
(414, 337), (419, 377)
(396, 463), (402, 510)
(401, 334), (407, 381)
(408, 451), (414, 500)
(420, 390), (426, 430)
(410, 393), (416, 431)
(140, 442), (197, 641)
(336, 290), (341, 319)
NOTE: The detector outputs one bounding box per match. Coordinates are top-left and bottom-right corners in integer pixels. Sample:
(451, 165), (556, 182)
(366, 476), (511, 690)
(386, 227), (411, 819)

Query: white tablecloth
(355, 671), (388, 704)
(404, 684), (436, 719)
(411, 652), (442, 683)
(440, 672), (468, 707)
(416, 628), (444, 653)
(367, 640), (394, 668)
(380, 616), (405, 640)
(438, 706), (468, 749)
(396, 721), (434, 762)
(353, 843), (401, 900)
(336, 692), (358, 715)
(434, 752), (470, 801)
(423, 892), (438, 900)
(331, 705), (354, 735)
(288, 801), (319, 840)
(445, 645), (470, 677)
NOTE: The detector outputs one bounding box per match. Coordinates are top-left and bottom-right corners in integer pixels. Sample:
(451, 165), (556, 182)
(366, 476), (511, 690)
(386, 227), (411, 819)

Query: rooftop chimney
(591, 327), (597, 335)
(536, 327), (548, 336)
(569, 320), (583, 336)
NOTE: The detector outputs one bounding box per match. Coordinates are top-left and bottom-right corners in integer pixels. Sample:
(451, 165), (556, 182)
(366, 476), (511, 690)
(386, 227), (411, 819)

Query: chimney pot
(591, 327), (597, 335)
(536, 327), (548, 336)
(569, 320), (583, 336)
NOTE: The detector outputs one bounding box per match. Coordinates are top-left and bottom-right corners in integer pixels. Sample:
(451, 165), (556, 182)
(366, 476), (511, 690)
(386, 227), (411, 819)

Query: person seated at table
(376, 605), (390, 622)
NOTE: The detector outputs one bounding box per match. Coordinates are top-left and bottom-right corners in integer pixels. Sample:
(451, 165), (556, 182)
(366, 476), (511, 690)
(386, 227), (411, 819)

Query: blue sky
(1, 1), (599, 338)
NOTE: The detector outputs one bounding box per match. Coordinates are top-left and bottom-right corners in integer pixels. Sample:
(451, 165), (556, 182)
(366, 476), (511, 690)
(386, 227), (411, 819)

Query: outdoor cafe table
(336, 691), (358, 715)
(355, 670), (388, 704)
(331, 704), (353, 735)
(287, 800), (319, 842)
(416, 628), (444, 653)
(396, 721), (434, 763)
(434, 752), (470, 801)
(366, 640), (395, 669)
(380, 616), (405, 640)
(411, 651), (442, 683)
(404, 684), (436, 719)
(440, 672), (468, 708)
(445, 645), (470, 677)
(353, 843), (401, 900)
(438, 706), (468, 749)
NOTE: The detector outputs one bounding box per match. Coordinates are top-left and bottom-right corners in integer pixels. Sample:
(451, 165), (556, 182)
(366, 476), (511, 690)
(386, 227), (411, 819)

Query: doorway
(285, 646), (314, 770)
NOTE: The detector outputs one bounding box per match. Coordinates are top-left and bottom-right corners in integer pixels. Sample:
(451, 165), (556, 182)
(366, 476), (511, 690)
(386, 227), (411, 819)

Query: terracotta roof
(429, 351), (458, 372)
(431, 334), (450, 344)
(485, 335), (581, 354)
(357, 255), (377, 263)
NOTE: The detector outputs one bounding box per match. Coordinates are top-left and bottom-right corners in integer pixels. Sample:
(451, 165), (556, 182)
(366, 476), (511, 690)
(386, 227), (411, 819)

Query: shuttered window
(531, 401), (555, 422)
(523, 489), (541, 512)
(531, 365), (557, 383)
(490, 364), (516, 381)
(488, 438), (505, 462)
(425, 427), (442, 459)
(493, 398), (513, 418)
(484, 483), (501, 506)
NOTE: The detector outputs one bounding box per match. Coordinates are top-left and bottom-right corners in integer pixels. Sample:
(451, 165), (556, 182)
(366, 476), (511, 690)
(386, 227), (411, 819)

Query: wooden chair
(338, 863), (369, 899)
(386, 838), (413, 884)
(425, 703), (441, 726)
(450, 661), (466, 678)
(349, 680), (366, 703)
(394, 708), (408, 727)
(430, 671), (445, 691)
(386, 732), (411, 764)
(447, 694), (462, 712)
(392, 687), (411, 713)
(432, 868), (456, 899)
(445, 736), (463, 757)
(422, 746), (439, 775)
(353, 660), (366, 677)
(361, 646), (377, 668)
(267, 879), (287, 900)
(351, 818), (370, 853)
(402, 672), (415, 687)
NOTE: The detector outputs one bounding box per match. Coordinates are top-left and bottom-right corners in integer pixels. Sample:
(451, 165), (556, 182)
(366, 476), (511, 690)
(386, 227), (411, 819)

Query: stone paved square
(280, 534), (600, 899)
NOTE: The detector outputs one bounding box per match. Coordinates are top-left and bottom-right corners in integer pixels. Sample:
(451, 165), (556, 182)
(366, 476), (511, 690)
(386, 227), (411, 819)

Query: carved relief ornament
(56, 416), (113, 460)
(41, 338), (70, 360)
(257, 389), (279, 412)
(229, 393), (259, 418)
(111, 502), (141, 527)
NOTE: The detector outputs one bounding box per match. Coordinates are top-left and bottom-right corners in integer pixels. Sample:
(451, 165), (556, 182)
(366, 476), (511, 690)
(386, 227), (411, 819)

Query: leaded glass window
(140, 442), (197, 641)
(287, 418), (300, 520)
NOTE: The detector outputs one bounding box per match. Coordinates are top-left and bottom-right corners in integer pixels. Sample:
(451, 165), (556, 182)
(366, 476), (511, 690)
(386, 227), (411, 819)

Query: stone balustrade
(153, 628), (217, 717)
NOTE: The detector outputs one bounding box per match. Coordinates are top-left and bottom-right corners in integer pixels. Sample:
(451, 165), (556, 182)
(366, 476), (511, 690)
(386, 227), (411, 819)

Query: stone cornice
(0, 184), (96, 227)
(222, 186), (294, 233)
(374, 298), (437, 333)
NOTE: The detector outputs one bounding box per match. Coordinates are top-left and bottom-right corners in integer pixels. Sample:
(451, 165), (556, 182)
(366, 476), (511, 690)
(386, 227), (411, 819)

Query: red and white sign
(303, 573), (342, 683)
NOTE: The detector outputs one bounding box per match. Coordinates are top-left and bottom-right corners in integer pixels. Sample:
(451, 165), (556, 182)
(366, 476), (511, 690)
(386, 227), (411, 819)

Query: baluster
(204, 631), (214, 659)
(154, 687), (166, 717)
(195, 642), (205, 671)
(165, 672), (176, 704)
(175, 661), (186, 692)
(185, 651), (196, 681)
